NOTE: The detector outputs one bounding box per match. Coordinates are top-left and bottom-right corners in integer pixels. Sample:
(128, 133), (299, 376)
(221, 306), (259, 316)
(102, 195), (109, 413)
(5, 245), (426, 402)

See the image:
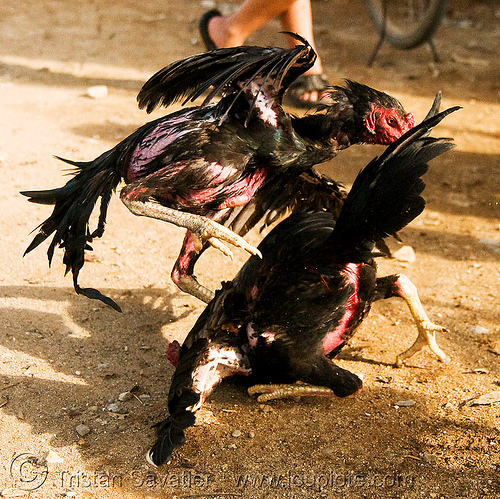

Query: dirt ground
(0, 0), (499, 498)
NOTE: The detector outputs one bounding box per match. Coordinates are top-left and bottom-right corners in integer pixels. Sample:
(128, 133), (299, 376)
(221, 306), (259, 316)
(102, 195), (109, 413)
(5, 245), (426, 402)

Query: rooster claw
(395, 320), (450, 367)
(197, 219), (262, 259)
(387, 274), (451, 367)
(207, 238), (234, 260)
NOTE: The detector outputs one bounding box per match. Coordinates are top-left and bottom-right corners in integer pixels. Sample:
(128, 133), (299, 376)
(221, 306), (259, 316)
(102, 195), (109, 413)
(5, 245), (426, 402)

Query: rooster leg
(248, 383), (335, 403)
(248, 355), (362, 403)
(171, 233), (215, 303)
(120, 185), (262, 260)
(374, 274), (450, 366)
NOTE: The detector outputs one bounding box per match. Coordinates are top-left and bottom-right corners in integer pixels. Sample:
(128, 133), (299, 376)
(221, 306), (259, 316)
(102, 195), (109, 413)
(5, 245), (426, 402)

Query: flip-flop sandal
(199, 9), (222, 51)
(284, 74), (334, 109)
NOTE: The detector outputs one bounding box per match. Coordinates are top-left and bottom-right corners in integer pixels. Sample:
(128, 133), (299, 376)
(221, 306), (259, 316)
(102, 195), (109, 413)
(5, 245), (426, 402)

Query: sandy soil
(0, 0), (499, 498)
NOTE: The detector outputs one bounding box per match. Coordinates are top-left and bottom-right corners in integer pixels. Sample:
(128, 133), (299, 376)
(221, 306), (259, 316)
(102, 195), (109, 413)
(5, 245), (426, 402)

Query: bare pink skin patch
(127, 113), (196, 182)
(322, 263), (361, 355)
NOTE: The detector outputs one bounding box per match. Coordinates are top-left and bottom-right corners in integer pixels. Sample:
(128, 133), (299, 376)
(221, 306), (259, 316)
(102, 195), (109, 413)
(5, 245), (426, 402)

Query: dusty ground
(0, 0), (499, 498)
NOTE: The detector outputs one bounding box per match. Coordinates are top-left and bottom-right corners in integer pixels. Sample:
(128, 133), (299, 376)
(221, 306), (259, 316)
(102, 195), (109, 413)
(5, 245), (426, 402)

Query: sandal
(199, 9), (222, 51)
(284, 74), (334, 109)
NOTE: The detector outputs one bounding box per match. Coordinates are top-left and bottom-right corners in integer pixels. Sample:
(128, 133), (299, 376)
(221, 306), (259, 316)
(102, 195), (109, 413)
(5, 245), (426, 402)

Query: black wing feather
(137, 36), (316, 114)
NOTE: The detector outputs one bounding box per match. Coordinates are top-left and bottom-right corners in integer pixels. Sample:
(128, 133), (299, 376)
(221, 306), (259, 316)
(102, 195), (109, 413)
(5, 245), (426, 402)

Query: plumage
(22, 37), (416, 308)
(137, 32), (314, 117)
(147, 107), (458, 466)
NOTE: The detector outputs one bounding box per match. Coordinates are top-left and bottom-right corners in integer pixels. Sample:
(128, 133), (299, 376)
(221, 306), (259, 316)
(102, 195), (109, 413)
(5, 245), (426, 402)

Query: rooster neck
(291, 112), (364, 155)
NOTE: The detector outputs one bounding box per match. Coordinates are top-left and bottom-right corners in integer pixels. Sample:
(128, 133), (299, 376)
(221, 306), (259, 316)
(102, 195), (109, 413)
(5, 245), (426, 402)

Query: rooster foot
(248, 383), (335, 403)
(190, 220), (262, 260)
(120, 189), (262, 260)
(395, 320), (450, 367)
(394, 274), (450, 366)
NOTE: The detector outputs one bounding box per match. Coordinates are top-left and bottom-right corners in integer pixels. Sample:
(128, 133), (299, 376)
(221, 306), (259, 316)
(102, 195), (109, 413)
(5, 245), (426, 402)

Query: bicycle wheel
(364, 0), (448, 49)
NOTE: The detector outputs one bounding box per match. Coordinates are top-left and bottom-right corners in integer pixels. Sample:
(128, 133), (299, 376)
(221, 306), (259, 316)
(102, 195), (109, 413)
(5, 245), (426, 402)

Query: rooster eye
(386, 116), (397, 127)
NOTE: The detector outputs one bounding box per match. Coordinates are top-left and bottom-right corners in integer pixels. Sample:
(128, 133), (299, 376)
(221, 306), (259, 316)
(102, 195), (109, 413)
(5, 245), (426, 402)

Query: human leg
(202, 0), (331, 107)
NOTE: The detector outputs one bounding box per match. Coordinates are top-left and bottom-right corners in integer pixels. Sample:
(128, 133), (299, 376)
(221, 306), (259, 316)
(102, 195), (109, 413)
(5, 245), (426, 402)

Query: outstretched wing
(137, 33), (316, 119)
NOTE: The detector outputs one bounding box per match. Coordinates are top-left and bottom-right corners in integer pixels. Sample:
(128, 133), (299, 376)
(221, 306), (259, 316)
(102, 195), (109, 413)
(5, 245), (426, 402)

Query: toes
(429, 345), (451, 364)
(242, 242), (262, 259)
(207, 237), (234, 260)
(423, 321), (448, 333)
(198, 219), (260, 257)
(396, 333), (451, 366)
(439, 354), (452, 364)
(248, 383), (335, 402)
(219, 227), (261, 257)
(248, 384), (276, 396)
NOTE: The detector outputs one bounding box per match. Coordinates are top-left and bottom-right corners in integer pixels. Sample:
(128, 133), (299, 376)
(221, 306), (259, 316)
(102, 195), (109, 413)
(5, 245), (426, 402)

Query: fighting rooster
(146, 106), (458, 466)
(22, 35), (415, 310)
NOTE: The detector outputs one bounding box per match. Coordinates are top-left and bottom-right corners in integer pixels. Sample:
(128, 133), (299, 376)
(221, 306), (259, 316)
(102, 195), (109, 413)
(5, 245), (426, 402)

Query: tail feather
(330, 106), (460, 251)
(423, 91), (442, 121)
(147, 337), (209, 467)
(22, 185), (77, 206)
(146, 390), (199, 467)
(22, 148), (124, 311)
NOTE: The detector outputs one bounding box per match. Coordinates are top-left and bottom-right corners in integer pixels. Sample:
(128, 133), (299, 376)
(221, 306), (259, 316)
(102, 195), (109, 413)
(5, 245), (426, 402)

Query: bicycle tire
(364, 0), (448, 49)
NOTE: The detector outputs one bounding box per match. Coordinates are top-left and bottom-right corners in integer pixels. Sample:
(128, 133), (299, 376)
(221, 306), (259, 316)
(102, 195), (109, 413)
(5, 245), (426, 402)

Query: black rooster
(146, 106), (458, 467)
(22, 35), (415, 310)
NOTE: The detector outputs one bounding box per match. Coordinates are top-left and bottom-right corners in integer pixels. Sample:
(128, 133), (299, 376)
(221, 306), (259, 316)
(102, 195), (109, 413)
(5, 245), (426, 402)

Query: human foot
(284, 74), (334, 108)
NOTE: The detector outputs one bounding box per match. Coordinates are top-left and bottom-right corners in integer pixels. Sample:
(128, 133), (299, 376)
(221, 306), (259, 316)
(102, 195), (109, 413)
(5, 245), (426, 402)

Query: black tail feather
(147, 391), (199, 467)
(147, 339), (211, 466)
(423, 91), (442, 121)
(22, 148), (124, 311)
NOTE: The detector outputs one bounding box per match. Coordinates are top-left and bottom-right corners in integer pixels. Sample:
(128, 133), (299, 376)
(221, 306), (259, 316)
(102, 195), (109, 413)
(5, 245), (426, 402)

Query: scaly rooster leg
(248, 356), (361, 403)
(171, 233), (215, 303)
(374, 274), (450, 366)
(248, 383), (335, 403)
(172, 265), (215, 304)
(120, 187), (262, 261)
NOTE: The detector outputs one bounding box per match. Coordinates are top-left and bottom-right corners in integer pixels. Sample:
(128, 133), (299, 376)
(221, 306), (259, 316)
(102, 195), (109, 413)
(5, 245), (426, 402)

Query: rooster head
(363, 105), (415, 145)
(328, 80), (415, 146)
